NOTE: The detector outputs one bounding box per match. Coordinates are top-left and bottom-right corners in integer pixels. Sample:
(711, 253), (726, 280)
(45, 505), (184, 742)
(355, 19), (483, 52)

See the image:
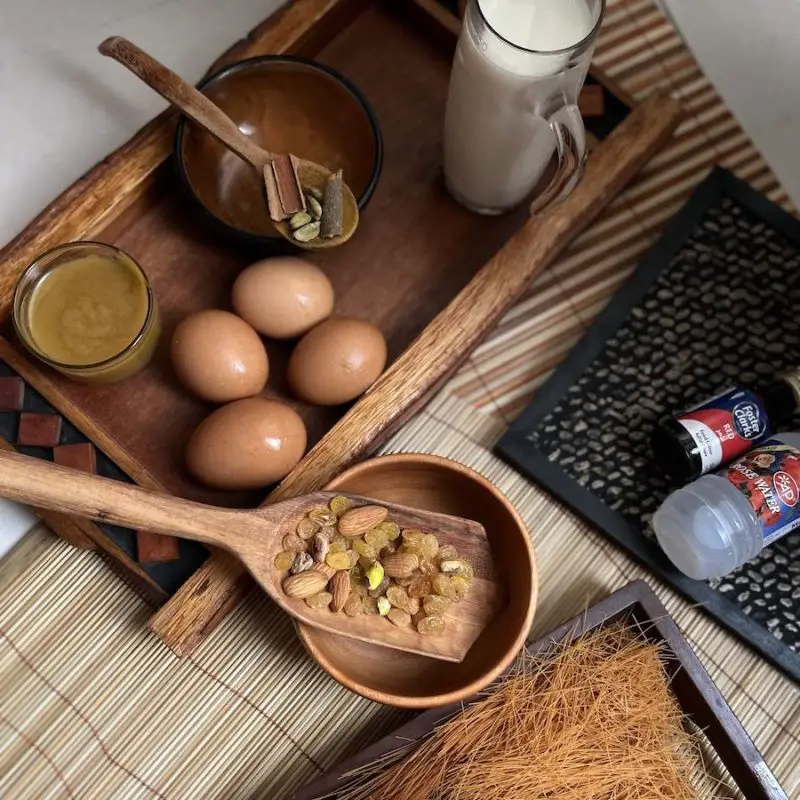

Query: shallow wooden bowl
(297, 453), (538, 708)
(175, 55), (382, 247)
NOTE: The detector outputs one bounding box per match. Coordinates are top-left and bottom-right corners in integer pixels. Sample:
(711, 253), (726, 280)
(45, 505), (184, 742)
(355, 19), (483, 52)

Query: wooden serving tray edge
(0, 0), (681, 651)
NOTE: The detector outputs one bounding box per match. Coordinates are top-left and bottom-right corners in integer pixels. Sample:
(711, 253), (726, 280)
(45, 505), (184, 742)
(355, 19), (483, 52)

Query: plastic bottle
(653, 432), (800, 580)
(651, 370), (800, 483)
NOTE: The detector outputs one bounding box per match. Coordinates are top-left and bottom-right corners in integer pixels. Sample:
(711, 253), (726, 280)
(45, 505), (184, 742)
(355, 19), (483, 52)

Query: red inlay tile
(137, 530), (180, 564)
(0, 377), (24, 411)
(17, 413), (62, 447)
(53, 443), (97, 473)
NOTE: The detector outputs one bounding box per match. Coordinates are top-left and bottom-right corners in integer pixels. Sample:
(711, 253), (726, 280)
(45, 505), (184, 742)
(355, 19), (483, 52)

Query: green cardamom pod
(293, 221), (321, 242)
(289, 211), (312, 230)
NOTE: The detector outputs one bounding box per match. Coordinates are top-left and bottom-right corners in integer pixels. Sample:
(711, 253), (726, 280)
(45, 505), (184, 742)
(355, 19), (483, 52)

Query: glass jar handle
(529, 102), (587, 215)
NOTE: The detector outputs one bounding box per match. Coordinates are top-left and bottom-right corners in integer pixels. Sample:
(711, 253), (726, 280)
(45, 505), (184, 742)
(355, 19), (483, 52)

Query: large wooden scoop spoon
(98, 36), (359, 250)
(0, 450), (502, 662)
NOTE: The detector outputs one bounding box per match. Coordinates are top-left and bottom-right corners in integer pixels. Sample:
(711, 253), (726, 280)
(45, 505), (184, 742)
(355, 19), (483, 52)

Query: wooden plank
(150, 91), (683, 655)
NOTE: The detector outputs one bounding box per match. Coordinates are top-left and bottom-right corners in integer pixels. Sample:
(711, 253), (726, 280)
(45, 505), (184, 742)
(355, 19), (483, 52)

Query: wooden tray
(0, 0), (681, 649)
(288, 580), (788, 800)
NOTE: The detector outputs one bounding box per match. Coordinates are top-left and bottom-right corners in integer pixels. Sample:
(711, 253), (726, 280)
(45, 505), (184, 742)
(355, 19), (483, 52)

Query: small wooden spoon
(98, 36), (359, 250)
(0, 450), (502, 662)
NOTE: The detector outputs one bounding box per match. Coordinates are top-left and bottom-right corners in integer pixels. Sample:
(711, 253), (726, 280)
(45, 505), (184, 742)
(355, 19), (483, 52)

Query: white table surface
(1, 0), (799, 557)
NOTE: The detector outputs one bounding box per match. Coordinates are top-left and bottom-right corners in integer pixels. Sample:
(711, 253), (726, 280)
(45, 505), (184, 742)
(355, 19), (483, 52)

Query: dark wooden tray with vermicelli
(0, 0), (679, 652)
(289, 581), (787, 800)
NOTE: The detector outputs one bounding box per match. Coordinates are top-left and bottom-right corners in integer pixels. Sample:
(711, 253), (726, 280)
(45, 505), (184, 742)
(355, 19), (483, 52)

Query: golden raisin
(450, 576), (470, 600)
(407, 576), (432, 599)
(400, 544), (425, 561)
(296, 518), (319, 539)
(402, 529), (425, 546)
(328, 536), (349, 553)
(273, 550), (296, 570)
(305, 591), (333, 609)
(326, 552), (353, 570)
(373, 520), (401, 541)
(432, 574), (458, 600)
(421, 534), (439, 559)
(344, 594), (363, 617)
(364, 529), (389, 549)
(352, 539), (377, 560)
(388, 608), (411, 627)
(386, 585), (410, 610)
(418, 559), (438, 576)
(406, 597), (420, 615)
(309, 508), (337, 527)
(329, 495), (354, 516)
(423, 594), (451, 616)
(362, 596), (379, 615)
(417, 615), (446, 635)
(282, 533), (307, 552)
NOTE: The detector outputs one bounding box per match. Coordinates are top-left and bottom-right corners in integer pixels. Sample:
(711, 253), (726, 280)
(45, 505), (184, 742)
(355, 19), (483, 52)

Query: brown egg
(231, 257), (335, 339)
(287, 318), (387, 406)
(186, 397), (307, 490)
(171, 310), (268, 403)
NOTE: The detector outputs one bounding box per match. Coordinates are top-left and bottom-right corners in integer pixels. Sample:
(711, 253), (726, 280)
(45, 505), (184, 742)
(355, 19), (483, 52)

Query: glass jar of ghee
(13, 242), (160, 385)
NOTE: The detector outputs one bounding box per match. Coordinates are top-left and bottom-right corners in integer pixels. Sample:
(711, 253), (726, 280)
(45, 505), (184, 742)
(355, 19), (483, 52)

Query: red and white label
(774, 471), (799, 507)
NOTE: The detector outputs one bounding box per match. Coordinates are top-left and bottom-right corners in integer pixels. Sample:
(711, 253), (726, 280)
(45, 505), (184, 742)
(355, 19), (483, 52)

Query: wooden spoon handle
(99, 36), (272, 169)
(0, 450), (252, 550)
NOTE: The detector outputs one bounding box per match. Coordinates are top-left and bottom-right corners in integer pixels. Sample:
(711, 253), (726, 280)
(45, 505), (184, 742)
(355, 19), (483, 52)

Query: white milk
(444, 0), (595, 213)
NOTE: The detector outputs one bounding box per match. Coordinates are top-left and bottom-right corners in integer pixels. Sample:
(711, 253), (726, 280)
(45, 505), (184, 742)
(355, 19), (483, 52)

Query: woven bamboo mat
(1, 0), (799, 797)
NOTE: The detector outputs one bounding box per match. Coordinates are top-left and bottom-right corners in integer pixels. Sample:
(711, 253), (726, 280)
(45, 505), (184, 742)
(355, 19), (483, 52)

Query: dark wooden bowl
(296, 453), (538, 708)
(175, 56), (382, 248)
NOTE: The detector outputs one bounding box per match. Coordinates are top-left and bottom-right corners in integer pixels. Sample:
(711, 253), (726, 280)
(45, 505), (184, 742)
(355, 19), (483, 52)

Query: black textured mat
(498, 167), (800, 683)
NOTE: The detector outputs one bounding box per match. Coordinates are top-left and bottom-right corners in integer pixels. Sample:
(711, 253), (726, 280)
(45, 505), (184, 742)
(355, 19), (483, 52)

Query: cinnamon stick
(263, 165), (284, 222)
(271, 154), (306, 218)
(321, 169), (344, 238)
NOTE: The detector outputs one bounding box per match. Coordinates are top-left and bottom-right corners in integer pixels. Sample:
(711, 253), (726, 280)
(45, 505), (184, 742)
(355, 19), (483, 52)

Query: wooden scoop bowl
(98, 36), (359, 250)
(0, 450), (502, 662)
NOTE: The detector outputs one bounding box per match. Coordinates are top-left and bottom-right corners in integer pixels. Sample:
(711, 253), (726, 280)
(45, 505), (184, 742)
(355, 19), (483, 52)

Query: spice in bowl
(13, 242), (160, 385)
(288, 173), (344, 244)
(275, 496), (475, 635)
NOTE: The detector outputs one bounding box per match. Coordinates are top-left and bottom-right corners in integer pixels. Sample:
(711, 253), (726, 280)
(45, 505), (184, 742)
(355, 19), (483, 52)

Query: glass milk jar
(444, 0), (605, 215)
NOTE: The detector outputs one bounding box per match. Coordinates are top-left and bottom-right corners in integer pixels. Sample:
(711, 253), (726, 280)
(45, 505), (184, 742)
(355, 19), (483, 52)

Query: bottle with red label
(651, 370), (800, 483)
(653, 432), (800, 580)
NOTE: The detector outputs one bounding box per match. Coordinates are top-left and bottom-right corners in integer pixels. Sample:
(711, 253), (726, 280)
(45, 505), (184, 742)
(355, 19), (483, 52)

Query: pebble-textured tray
(498, 167), (800, 683)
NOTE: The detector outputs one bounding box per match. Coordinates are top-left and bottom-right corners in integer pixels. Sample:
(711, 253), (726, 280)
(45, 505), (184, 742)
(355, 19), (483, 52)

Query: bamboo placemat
(1, 0), (799, 797)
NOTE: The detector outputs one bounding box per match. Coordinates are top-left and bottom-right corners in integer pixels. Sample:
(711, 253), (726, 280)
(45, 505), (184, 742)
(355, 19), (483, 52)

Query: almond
(382, 552), (419, 579)
(337, 505), (389, 538)
(311, 562), (336, 579)
(283, 570), (328, 598)
(330, 570), (350, 612)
